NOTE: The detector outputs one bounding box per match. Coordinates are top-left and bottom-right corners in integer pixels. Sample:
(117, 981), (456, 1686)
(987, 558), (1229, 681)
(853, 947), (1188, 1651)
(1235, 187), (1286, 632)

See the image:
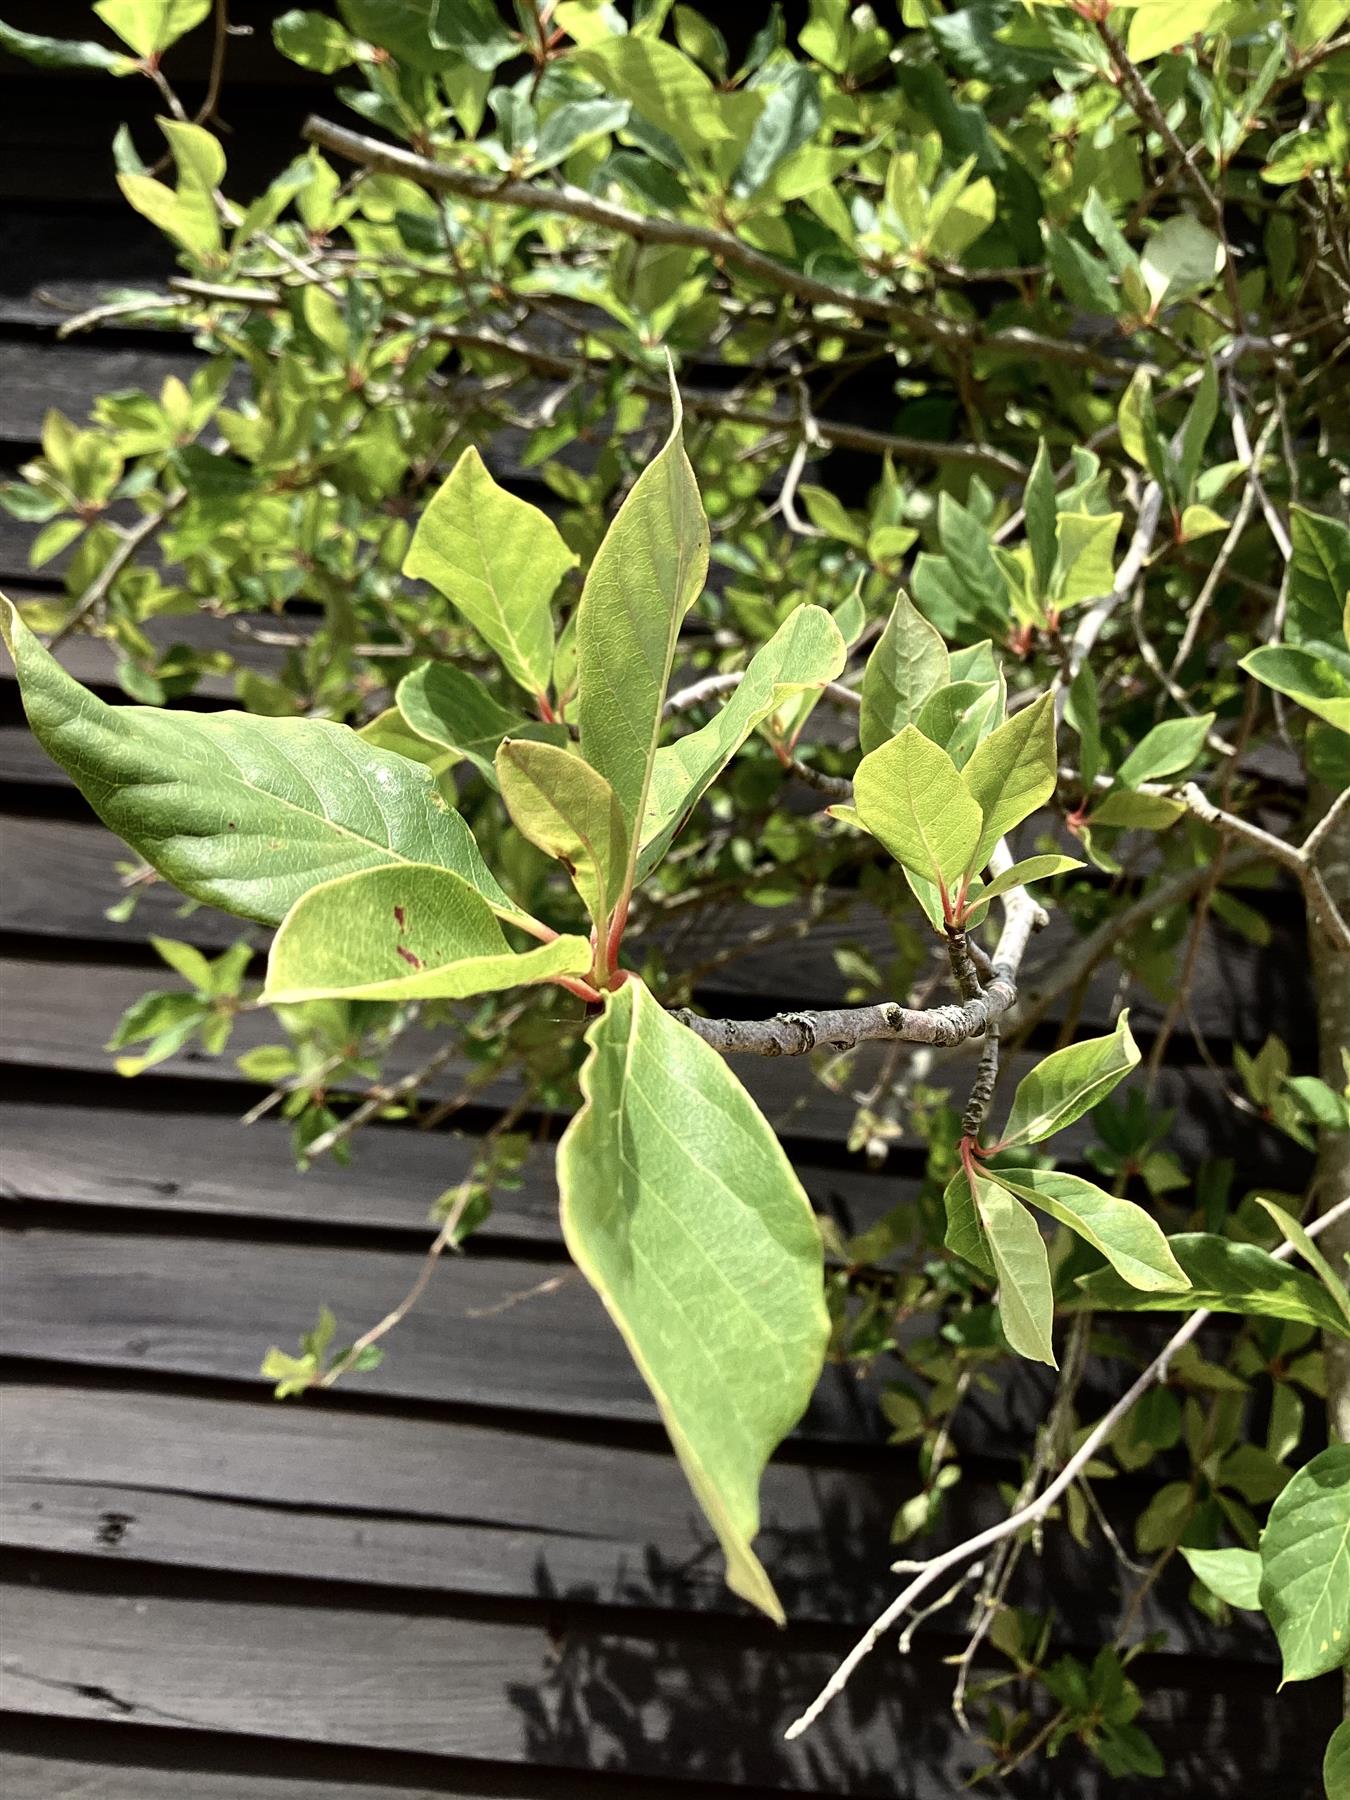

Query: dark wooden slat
(0, 341), (205, 447)
(0, 1383), (901, 1624)
(0, 205), (172, 329)
(0, 1227), (881, 1444)
(0, 1757), (534, 1800)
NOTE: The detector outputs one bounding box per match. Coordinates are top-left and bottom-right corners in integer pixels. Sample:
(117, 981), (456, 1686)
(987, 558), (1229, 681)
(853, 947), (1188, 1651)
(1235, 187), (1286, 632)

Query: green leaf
(961, 692), (1058, 874)
(1256, 1198), (1350, 1331)
(1179, 1546), (1263, 1611)
(943, 1169), (995, 1279)
(1176, 362), (1219, 503)
(915, 679), (1001, 767)
(1001, 1012), (1140, 1149)
(530, 98), (631, 173)
(974, 854), (1081, 904)
(1288, 507), (1350, 647)
(497, 739), (627, 940)
(576, 381), (710, 856)
(404, 448), (577, 701)
(976, 1176), (1057, 1366)
(1326, 1719), (1350, 1800)
(263, 864), (591, 1004)
(1, 596), (521, 929)
(1118, 714), (1215, 786)
(1241, 645), (1350, 734)
(1090, 789), (1187, 830)
(1140, 215), (1225, 310)
(396, 662), (566, 786)
(860, 591), (950, 755)
(989, 1168), (1189, 1292)
(148, 936), (215, 992)
(638, 605), (844, 879)
(0, 19), (134, 70)
(1024, 439), (1057, 598)
(1180, 503), (1229, 540)
(429, 0), (516, 70)
(94, 0), (210, 56)
(558, 978), (828, 1622)
(851, 724), (983, 890)
(733, 62), (821, 197)
(272, 9), (357, 70)
(119, 118), (225, 260)
(1073, 1235), (1350, 1337)
(576, 35), (752, 162)
(799, 484), (868, 550)
(1066, 664), (1102, 789)
(1053, 511), (1123, 608)
(1128, 0), (1224, 60)
(1260, 1445), (1350, 1683)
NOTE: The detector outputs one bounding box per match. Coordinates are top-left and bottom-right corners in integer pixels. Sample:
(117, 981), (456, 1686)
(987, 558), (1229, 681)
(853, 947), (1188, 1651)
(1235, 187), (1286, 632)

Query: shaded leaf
(1073, 1235), (1350, 1338)
(1260, 1445), (1350, 1682)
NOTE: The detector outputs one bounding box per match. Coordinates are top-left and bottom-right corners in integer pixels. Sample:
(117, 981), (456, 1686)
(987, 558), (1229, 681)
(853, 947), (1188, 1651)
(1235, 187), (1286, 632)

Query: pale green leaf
(0, 19), (134, 70)
(974, 853), (1082, 904)
(1128, 0), (1224, 61)
(273, 9), (358, 72)
(576, 381), (710, 850)
(396, 662), (566, 786)
(799, 484), (868, 550)
(264, 863), (591, 1004)
(961, 692), (1058, 873)
(976, 1176), (1057, 1366)
(1241, 645), (1350, 734)
(1260, 1445), (1350, 1682)
(1256, 1198), (1350, 1331)
(1326, 1718), (1350, 1800)
(1091, 789), (1187, 830)
(1, 597), (521, 928)
(638, 605), (844, 879)
(1118, 713), (1215, 786)
(558, 978), (828, 1622)
(860, 591), (949, 756)
(497, 738), (627, 939)
(1180, 503), (1229, 540)
(852, 723), (983, 889)
(1140, 215), (1225, 309)
(119, 118), (225, 260)
(915, 679), (1000, 767)
(404, 447), (577, 701)
(1053, 511), (1123, 607)
(1179, 1546), (1263, 1611)
(576, 35), (751, 159)
(990, 1168), (1189, 1292)
(1001, 1012), (1140, 1149)
(1024, 439), (1057, 597)
(943, 1169), (994, 1278)
(1072, 1234), (1350, 1338)
(94, 0), (210, 56)
(1287, 507), (1350, 645)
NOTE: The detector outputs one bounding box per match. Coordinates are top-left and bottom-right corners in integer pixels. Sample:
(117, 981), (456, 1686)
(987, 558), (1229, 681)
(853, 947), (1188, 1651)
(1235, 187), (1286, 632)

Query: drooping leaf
(404, 447), (577, 701)
(576, 382), (710, 851)
(118, 117), (225, 260)
(1118, 714), (1215, 787)
(943, 1168), (994, 1278)
(1072, 1235), (1350, 1338)
(1256, 1198), (1350, 1330)
(638, 605), (844, 879)
(1, 597), (521, 927)
(0, 19), (134, 70)
(961, 692), (1058, 873)
(264, 863), (591, 1004)
(976, 1175), (1057, 1366)
(396, 662), (567, 786)
(850, 723), (983, 889)
(497, 738), (627, 939)
(557, 978), (828, 1622)
(990, 1168), (1189, 1291)
(1260, 1445), (1350, 1682)
(1179, 1546), (1263, 1611)
(974, 853), (1082, 905)
(1000, 1012), (1140, 1149)
(1241, 644), (1350, 734)
(860, 591), (950, 753)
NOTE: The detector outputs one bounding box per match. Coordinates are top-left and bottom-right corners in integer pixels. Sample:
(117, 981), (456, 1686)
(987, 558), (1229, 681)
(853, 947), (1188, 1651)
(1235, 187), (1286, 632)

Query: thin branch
(1169, 410), (1280, 676)
(47, 489), (187, 651)
(785, 1192), (1350, 1741)
(1059, 481), (1164, 715)
(664, 671), (861, 720)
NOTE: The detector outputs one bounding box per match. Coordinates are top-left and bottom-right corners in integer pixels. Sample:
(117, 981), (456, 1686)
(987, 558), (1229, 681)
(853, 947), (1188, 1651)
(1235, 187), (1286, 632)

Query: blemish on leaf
(395, 944), (423, 970)
(393, 904), (407, 929)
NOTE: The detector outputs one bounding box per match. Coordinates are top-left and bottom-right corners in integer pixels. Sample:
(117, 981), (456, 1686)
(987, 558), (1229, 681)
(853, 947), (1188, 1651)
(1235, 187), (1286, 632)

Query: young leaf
(961, 692), (1058, 874)
(1000, 1012), (1140, 1149)
(1023, 440), (1057, 598)
(975, 853), (1081, 905)
(396, 662), (567, 786)
(1072, 1235), (1350, 1338)
(1179, 1546), (1263, 1611)
(859, 591), (950, 754)
(637, 604), (844, 879)
(403, 447), (577, 701)
(989, 1168), (1189, 1292)
(558, 978), (828, 1622)
(943, 1169), (994, 1278)
(976, 1176), (1057, 1366)
(1053, 511), (1123, 607)
(1256, 1198), (1350, 1331)
(1117, 714), (1215, 787)
(576, 381), (710, 857)
(263, 864), (591, 1004)
(851, 724), (983, 890)
(915, 679), (1001, 767)
(95, 0), (211, 56)
(0, 597), (522, 928)
(1259, 1445), (1350, 1683)
(497, 739), (627, 939)
(1090, 789), (1187, 830)
(1240, 644), (1350, 735)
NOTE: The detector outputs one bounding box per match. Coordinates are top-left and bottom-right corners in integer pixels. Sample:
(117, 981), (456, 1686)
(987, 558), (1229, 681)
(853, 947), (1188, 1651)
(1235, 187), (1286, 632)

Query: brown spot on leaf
(393, 904), (407, 929)
(396, 944), (423, 971)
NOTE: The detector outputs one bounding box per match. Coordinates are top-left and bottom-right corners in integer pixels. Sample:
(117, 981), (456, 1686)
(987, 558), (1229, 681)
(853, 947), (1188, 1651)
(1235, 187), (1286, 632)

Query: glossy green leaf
(404, 447), (577, 701)
(961, 692), (1058, 874)
(1, 597), (521, 928)
(1260, 1445), (1350, 1683)
(976, 854), (1082, 904)
(1001, 1012), (1139, 1149)
(272, 9), (358, 72)
(850, 723), (983, 889)
(1241, 644), (1350, 734)
(1287, 506), (1350, 645)
(977, 1176), (1057, 1366)
(94, 0), (210, 56)
(1118, 714), (1215, 786)
(1179, 1546), (1262, 1610)
(990, 1168), (1188, 1292)
(396, 662), (566, 786)
(497, 738), (627, 939)
(1072, 1235), (1350, 1338)
(638, 604), (844, 879)
(860, 591), (950, 754)
(576, 382), (710, 847)
(1256, 1198), (1350, 1330)
(558, 978), (828, 1622)
(264, 864), (591, 1004)
(1326, 1719), (1350, 1800)
(0, 19), (134, 70)
(576, 35), (753, 160)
